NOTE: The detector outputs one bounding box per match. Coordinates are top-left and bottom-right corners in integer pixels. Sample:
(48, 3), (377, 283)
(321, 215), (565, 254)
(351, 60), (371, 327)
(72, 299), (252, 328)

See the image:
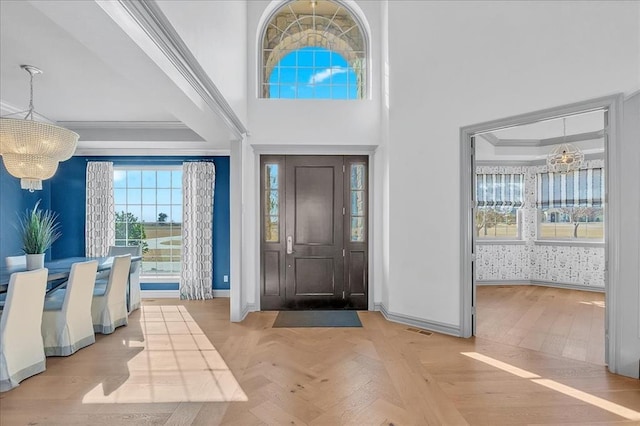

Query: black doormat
(272, 310), (362, 328)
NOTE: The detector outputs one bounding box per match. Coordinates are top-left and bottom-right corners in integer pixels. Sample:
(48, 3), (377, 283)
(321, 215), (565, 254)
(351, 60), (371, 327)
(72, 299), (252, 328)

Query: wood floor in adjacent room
(1, 297), (639, 425)
(476, 285), (606, 365)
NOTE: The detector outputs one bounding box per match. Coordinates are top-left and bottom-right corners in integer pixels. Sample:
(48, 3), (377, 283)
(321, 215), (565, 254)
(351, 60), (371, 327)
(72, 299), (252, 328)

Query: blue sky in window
(269, 47), (357, 99)
(114, 170), (183, 222)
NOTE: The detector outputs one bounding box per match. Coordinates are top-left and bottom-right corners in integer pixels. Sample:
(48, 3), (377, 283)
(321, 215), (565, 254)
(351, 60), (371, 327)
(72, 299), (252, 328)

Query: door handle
(287, 236), (294, 254)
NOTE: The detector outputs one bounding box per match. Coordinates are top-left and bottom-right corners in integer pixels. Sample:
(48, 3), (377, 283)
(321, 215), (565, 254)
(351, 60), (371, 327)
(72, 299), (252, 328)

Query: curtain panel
(181, 162), (215, 300)
(85, 162), (115, 257)
(476, 173), (524, 208)
(537, 168), (604, 209)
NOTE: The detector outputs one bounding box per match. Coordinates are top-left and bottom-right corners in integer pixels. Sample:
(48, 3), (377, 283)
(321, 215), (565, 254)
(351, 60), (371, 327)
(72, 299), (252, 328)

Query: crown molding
(475, 151), (605, 167)
(58, 121), (189, 130)
(483, 129), (605, 147)
(74, 141), (230, 157)
(114, 0), (247, 138)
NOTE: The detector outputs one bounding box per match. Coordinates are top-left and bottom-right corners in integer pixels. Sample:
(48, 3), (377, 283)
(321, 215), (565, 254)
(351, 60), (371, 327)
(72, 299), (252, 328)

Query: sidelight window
(264, 164), (280, 242)
(350, 164), (366, 242)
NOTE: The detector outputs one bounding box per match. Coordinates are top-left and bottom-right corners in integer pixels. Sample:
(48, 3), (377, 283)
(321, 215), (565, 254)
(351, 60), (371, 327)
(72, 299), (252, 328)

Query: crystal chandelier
(546, 117), (584, 174)
(0, 65), (78, 192)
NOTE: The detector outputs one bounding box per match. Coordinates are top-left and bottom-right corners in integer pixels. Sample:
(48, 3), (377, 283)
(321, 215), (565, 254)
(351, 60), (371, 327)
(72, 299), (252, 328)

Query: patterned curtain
(85, 162), (115, 257)
(476, 173), (524, 208)
(537, 168), (604, 208)
(181, 162), (215, 300)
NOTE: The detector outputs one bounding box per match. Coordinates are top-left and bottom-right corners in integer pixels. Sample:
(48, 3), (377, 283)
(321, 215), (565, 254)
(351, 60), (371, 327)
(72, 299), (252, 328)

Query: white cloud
(308, 66), (348, 84)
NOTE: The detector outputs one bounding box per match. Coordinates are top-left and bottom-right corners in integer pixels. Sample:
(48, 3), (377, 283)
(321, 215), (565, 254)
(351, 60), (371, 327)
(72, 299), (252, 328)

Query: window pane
(171, 205), (183, 223)
(157, 171), (171, 188)
(142, 171), (156, 188)
(351, 217), (365, 242)
(266, 190), (278, 216)
(351, 164), (365, 190)
(171, 170), (182, 187)
(127, 171), (141, 188)
(113, 170), (127, 188)
(127, 189), (141, 204)
(126, 205), (142, 221)
(141, 206), (156, 223)
(142, 189), (156, 204)
(157, 189), (171, 204)
(171, 188), (182, 204)
(476, 207), (518, 239)
(265, 215), (279, 242)
(266, 164), (278, 189)
(351, 191), (365, 216)
(114, 188), (127, 204)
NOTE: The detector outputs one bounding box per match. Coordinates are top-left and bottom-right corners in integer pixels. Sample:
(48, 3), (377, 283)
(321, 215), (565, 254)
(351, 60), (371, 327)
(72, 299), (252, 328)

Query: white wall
(157, 0), (248, 123)
(617, 91), (640, 378)
(386, 1), (640, 327)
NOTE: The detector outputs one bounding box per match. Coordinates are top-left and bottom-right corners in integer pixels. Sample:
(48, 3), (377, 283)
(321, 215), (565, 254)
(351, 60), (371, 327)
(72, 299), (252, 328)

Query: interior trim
(477, 280), (605, 293)
(374, 303), (459, 337)
(115, 0), (247, 137)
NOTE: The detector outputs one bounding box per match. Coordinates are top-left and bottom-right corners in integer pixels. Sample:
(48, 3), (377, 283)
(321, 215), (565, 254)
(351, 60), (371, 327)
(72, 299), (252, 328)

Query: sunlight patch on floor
(579, 300), (606, 308)
(82, 305), (247, 404)
(461, 352), (640, 421)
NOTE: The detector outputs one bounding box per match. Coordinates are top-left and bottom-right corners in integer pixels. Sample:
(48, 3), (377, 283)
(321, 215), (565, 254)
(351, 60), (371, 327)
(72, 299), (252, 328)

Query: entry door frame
(252, 145), (377, 312)
(459, 94), (623, 374)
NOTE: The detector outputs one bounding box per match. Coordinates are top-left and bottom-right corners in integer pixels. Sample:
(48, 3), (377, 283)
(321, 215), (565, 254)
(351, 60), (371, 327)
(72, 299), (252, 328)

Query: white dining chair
(94, 245), (142, 313)
(41, 260), (98, 356)
(0, 268), (48, 392)
(91, 254), (131, 334)
(109, 246), (142, 312)
(5, 255), (26, 268)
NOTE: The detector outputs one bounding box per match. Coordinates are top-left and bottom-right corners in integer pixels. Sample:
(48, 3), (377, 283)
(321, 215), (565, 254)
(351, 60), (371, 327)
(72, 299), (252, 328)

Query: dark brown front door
(260, 155), (368, 310)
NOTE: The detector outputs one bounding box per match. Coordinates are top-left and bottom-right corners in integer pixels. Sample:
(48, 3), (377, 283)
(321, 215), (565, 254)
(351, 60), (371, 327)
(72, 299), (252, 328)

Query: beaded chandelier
(0, 65), (78, 191)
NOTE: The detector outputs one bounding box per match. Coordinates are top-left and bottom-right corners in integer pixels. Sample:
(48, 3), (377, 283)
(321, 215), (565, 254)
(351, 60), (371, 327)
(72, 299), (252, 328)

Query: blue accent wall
(1, 155), (231, 291)
(1, 161), (53, 260)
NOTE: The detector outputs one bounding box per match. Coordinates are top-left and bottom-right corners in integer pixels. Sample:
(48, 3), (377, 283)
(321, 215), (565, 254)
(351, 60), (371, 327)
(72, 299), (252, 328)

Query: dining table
(0, 256), (142, 297)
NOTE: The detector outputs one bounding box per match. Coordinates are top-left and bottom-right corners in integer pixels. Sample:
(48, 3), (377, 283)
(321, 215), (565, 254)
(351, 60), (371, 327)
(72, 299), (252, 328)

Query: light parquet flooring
(1, 297), (638, 425)
(476, 285), (606, 365)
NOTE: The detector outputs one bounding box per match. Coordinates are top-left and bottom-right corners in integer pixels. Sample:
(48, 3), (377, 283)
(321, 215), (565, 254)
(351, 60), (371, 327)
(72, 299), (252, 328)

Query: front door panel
(285, 156), (343, 308)
(260, 155), (368, 310)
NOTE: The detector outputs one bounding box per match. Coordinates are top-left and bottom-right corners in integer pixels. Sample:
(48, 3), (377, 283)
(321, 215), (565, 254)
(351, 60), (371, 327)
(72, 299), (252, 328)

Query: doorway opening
(260, 155), (368, 310)
(460, 95), (623, 369)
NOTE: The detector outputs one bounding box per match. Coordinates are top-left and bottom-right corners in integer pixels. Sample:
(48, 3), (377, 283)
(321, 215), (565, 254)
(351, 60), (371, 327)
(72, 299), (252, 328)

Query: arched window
(261, 0), (367, 99)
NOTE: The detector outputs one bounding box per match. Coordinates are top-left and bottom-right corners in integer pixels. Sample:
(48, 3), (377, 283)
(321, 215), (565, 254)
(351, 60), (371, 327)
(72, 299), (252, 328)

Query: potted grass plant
(18, 200), (61, 270)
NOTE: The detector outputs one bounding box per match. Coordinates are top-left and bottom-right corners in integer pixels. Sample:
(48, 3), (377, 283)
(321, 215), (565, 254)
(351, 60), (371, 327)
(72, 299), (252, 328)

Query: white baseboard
(374, 303), (460, 337)
(142, 290), (179, 298)
(476, 280), (605, 293)
(241, 303), (257, 321)
(141, 289), (231, 299)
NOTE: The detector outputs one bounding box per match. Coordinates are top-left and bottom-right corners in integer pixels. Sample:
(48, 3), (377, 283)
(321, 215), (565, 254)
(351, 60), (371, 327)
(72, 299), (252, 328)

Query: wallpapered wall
(476, 160), (605, 289)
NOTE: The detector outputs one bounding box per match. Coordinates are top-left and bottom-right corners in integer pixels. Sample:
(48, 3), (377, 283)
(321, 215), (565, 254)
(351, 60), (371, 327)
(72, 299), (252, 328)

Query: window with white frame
(537, 168), (604, 240)
(260, 0), (367, 99)
(113, 167), (183, 277)
(476, 173), (524, 239)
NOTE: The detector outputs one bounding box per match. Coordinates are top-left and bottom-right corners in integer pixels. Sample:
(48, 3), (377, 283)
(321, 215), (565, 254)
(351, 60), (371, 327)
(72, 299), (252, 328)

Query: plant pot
(26, 253), (45, 271)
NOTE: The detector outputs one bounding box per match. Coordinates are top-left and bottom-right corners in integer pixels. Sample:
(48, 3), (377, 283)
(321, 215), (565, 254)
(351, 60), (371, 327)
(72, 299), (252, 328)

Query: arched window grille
(260, 0), (368, 99)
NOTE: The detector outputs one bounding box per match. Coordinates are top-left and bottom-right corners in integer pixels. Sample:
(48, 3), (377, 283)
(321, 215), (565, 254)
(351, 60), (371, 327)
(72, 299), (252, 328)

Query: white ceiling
(0, 0), (240, 154)
(476, 110), (605, 162)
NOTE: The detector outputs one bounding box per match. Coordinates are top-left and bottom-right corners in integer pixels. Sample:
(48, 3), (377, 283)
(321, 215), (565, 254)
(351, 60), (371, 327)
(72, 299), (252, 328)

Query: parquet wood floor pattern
(1, 297), (638, 425)
(476, 285), (606, 365)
